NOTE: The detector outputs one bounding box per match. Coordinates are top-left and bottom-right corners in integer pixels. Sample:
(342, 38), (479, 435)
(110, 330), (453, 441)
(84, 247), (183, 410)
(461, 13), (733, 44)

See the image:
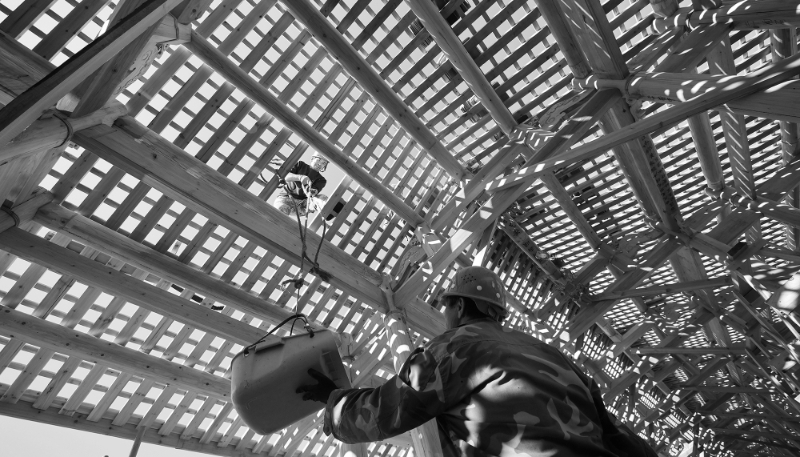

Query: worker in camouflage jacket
(298, 266), (658, 457)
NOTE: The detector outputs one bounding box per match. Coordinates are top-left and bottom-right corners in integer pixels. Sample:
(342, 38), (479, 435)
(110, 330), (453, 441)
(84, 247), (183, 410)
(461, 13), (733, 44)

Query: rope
(281, 181), (331, 314)
(245, 313), (314, 352)
(1, 201), (19, 227)
(51, 111), (74, 148)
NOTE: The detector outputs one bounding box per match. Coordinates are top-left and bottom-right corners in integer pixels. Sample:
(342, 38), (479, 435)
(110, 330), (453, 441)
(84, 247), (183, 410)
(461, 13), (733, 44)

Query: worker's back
(421, 319), (651, 457)
(324, 317), (655, 457)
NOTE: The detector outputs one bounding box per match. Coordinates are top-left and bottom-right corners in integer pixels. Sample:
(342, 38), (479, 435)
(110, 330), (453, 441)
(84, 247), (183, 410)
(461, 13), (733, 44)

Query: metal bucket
(230, 329), (349, 435)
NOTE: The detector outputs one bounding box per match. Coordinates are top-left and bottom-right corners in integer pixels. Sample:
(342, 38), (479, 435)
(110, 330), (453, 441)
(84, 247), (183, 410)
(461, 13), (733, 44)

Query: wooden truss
(1, 0), (800, 456)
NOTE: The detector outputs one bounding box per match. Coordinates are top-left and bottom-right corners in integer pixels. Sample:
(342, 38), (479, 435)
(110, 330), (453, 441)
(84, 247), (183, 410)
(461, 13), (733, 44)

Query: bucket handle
(244, 313), (314, 356)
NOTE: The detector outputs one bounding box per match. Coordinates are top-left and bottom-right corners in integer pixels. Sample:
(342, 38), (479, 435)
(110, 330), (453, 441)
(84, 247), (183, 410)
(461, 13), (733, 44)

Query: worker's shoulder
(424, 319), (549, 356)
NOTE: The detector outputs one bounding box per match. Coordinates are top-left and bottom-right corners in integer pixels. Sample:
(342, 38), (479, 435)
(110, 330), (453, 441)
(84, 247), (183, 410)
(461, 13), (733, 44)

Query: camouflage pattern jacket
(324, 318), (657, 457)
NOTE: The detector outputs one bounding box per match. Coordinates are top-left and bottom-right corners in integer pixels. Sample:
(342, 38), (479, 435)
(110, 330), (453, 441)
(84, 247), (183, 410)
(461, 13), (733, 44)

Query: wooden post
(129, 425), (147, 457)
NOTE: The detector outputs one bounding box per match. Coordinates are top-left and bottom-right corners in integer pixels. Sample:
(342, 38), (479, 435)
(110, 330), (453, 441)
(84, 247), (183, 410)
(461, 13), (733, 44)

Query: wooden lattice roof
(1, 0), (800, 456)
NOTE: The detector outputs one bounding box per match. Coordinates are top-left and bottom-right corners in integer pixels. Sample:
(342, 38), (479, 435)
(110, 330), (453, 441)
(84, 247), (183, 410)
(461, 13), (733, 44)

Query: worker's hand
(296, 368), (337, 403)
(299, 175), (312, 189)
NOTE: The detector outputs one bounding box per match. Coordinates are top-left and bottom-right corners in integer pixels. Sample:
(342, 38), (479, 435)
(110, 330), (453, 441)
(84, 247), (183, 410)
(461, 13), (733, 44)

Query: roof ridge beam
(274, 0), (466, 181)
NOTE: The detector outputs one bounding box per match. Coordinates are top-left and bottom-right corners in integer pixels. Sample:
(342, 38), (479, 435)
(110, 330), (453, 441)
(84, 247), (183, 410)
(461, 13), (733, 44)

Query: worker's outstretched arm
(323, 347), (454, 443)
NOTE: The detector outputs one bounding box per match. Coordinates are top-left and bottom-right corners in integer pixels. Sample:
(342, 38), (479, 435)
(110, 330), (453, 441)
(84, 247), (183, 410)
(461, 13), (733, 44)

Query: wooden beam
(2, 103), (127, 164)
(404, 0), (516, 134)
(498, 216), (564, 282)
(703, 412), (800, 423)
(0, 30), (55, 106)
(532, 0), (591, 78)
(653, 1), (800, 32)
(490, 52), (800, 190)
(680, 385), (769, 393)
(0, 0), (183, 147)
(0, 227), (269, 346)
(0, 305), (230, 400)
(636, 346), (747, 355)
(485, 89), (618, 195)
(73, 115), (387, 310)
(712, 428), (800, 442)
(709, 187), (800, 231)
(566, 238), (682, 339)
(170, 0), (214, 24)
(430, 141), (529, 233)
(563, 0), (680, 230)
(589, 277), (732, 301)
(33, 201), (299, 327)
(394, 184), (527, 308)
(648, 23), (730, 74)
(595, 70), (800, 126)
(394, 89), (618, 308)
(760, 247), (800, 264)
(707, 34), (758, 210)
(183, 31), (425, 227)
(771, 27), (800, 250)
(274, 0), (465, 180)
(69, 0), (174, 117)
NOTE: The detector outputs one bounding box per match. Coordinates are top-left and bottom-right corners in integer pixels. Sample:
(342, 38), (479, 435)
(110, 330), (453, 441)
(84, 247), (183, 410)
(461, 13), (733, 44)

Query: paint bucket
(230, 329), (349, 434)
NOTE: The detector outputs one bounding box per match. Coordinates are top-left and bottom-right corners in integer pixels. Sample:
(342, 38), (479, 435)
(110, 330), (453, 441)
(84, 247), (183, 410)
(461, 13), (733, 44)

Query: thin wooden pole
(129, 425), (147, 457)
